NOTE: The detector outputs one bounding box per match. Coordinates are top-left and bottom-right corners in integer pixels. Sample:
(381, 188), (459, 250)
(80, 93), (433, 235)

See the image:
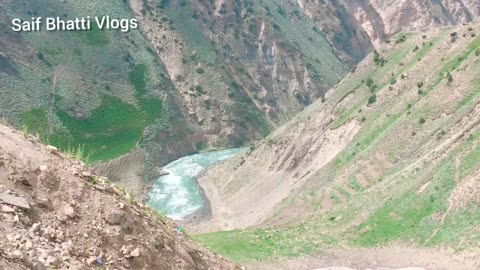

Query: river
(147, 148), (247, 220)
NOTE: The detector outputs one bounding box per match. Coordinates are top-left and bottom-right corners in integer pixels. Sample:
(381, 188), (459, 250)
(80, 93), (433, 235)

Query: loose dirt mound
(0, 123), (239, 270)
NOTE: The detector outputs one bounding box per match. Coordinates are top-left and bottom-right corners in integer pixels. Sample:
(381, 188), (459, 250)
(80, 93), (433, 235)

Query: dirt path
(246, 247), (480, 270)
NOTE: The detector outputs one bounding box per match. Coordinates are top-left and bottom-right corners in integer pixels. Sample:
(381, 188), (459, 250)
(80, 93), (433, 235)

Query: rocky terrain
(0, 122), (239, 269)
(340, 0), (480, 46)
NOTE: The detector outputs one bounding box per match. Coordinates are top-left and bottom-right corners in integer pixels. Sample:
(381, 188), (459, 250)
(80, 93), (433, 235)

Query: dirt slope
(0, 123), (239, 270)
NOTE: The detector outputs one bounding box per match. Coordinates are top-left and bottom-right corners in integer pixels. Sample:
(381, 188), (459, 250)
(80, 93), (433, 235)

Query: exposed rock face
(340, 0), (480, 46)
(0, 123), (239, 270)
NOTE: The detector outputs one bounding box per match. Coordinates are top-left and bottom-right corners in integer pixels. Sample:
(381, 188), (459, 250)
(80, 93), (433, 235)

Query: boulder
(0, 193), (30, 209)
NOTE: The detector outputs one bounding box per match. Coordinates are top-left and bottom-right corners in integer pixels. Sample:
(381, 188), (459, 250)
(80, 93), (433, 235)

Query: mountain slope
(194, 23), (480, 263)
(0, 122), (239, 269)
(0, 0), (364, 195)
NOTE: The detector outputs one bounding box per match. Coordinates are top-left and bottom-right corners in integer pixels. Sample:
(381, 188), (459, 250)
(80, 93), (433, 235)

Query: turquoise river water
(148, 148), (247, 220)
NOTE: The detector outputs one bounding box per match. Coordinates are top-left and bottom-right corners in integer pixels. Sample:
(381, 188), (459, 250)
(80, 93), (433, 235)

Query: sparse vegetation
(373, 50), (386, 66)
(396, 34), (407, 44)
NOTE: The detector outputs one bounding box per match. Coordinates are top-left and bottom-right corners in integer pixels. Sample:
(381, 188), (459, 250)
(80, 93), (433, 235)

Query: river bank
(146, 148), (248, 222)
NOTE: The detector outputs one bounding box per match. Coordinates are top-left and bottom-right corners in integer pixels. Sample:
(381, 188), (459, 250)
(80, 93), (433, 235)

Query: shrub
(419, 117), (426, 124)
(396, 35), (406, 44)
(195, 85), (205, 95)
(202, 99), (212, 110)
(445, 71), (453, 85)
(365, 78), (376, 92)
(196, 67), (205, 74)
(368, 94), (377, 105)
(373, 50), (386, 66)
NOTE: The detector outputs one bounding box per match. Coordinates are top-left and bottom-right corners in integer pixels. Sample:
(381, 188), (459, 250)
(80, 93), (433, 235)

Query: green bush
(373, 50), (386, 66)
(396, 35), (406, 44)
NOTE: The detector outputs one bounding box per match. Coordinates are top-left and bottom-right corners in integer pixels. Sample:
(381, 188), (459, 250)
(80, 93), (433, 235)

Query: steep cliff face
(135, 0), (357, 128)
(341, 0), (480, 46)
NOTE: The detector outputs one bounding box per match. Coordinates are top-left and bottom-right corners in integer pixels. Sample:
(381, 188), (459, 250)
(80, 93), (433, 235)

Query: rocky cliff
(341, 0), (480, 46)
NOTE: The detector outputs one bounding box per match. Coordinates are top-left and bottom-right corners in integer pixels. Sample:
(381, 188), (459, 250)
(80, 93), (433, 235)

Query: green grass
(129, 64), (149, 96)
(163, 2), (217, 64)
(428, 207), (480, 246)
(459, 130), (480, 178)
(455, 78), (480, 110)
(54, 95), (163, 162)
(333, 112), (402, 171)
(349, 177), (364, 192)
(195, 226), (337, 263)
(338, 187), (352, 200)
(22, 108), (49, 138)
(246, 108), (271, 137)
(82, 24), (110, 46)
(353, 158), (456, 245)
(424, 35), (480, 95)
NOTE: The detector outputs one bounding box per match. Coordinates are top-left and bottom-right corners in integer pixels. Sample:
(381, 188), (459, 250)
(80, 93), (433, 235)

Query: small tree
(368, 94), (377, 105)
(446, 71), (453, 85)
(373, 50), (386, 66)
(365, 78), (376, 92)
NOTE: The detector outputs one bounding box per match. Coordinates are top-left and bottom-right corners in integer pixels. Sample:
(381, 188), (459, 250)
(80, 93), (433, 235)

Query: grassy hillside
(0, 0), (176, 162)
(194, 24), (480, 263)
